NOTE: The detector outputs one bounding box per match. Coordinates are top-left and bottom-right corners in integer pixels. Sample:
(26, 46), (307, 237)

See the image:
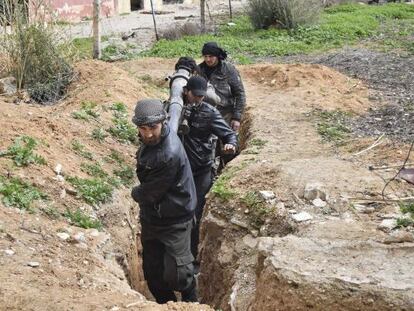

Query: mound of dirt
(240, 63), (371, 114)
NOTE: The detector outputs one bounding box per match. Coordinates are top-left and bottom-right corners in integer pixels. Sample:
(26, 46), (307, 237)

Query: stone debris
(54, 164), (63, 175)
(259, 190), (275, 200)
(378, 219), (397, 232)
(27, 261), (40, 268)
(57, 232), (70, 241)
(312, 198), (327, 208)
(382, 230), (414, 244)
(4, 249), (15, 256)
(230, 218), (249, 229)
(354, 204), (376, 214)
(73, 232), (86, 244)
(303, 182), (327, 201)
(291, 211), (313, 222)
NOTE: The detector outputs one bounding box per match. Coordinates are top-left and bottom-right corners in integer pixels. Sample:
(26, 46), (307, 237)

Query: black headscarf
(201, 42), (227, 60)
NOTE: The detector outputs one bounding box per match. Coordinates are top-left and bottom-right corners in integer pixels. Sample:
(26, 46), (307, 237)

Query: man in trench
(131, 99), (198, 303)
(181, 76), (238, 270)
(199, 42), (246, 169)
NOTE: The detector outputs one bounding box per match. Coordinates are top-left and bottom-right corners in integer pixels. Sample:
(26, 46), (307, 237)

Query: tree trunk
(200, 0), (205, 33)
(93, 0), (101, 59)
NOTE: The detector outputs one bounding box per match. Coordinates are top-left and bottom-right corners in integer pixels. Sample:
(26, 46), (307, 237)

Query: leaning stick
(353, 134), (384, 156)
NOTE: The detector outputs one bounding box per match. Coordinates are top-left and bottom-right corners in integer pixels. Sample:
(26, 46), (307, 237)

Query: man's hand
(223, 144), (236, 154)
(231, 120), (240, 132)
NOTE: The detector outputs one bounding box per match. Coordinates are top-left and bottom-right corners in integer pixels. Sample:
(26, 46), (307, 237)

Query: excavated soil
(1, 57), (413, 310)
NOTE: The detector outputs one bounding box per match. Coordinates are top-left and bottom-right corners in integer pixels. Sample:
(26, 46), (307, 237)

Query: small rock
(292, 211), (313, 222)
(4, 249), (15, 256)
(250, 230), (259, 237)
(378, 219), (397, 232)
(312, 198), (327, 208)
(382, 231), (414, 244)
(65, 187), (77, 195)
(243, 234), (258, 249)
(86, 228), (99, 237)
(259, 225), (267, 236)
(55, 175), (65, 182)
(304, 182), (327, 201)
(57, 232), (70, 241)
(54, 164), (63, 175)
(288, 209), (297, 214)
(230, 218), (249, 229)
(73, 232), (86, 244)
(354, 204), (375, 214)
(60, 189), (66, 199)
(27, 261), (40, 267)
(244, 209), (250, 214)
(259, 190), (275, 200)
(227, 22), (236, 26)
(75, 242), (88, 250)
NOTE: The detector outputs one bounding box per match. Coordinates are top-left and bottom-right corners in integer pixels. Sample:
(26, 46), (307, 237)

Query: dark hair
(174, 56), (201, 74)
(201, 42), (227, 60)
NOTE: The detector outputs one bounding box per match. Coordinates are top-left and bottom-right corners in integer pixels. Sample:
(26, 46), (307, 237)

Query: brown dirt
(0, 59), (213, 311)
(1, 58), (413, 311)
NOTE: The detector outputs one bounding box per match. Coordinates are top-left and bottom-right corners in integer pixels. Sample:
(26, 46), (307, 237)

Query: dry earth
(0, 57), (413, 310)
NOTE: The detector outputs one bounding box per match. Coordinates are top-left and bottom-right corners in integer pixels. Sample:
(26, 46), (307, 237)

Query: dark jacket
(183, 102), (238, 172)
(199, 60), (246, 121)
(131, 124), (196, 226)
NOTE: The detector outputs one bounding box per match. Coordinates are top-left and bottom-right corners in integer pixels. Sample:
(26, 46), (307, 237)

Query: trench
(118, 109), (254, 304)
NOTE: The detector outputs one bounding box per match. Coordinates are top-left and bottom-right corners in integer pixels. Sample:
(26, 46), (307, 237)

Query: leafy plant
(250, 138), (267, 148)
(80, 162), (108, 179)
(0, 136), (46, 166)
(0, 176), (46, 210)
(66, 176), (113, 205)
(108, 118), (137, 143)
(211, 169), (237, 201)
(399, 201), (414, 215)
(396, 217), (414, 228)
(64, 208), (102, 230)
(92, 128), (108, 142)
(113, 165), (135, 186)
(71, 101), (100, 120)
(71, 140), (94, 160)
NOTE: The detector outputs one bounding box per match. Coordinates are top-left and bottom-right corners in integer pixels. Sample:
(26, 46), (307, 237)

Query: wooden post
(228, 0), (232, 20)
(150, 0), (159, 41)
(92, 0), (101, 59)
(200, 0), (205, 32)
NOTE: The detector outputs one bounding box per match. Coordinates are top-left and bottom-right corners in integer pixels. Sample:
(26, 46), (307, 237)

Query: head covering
(201, 42), (227, 60)
(132, 99), (166, 126)
(186, 76), (207, 97)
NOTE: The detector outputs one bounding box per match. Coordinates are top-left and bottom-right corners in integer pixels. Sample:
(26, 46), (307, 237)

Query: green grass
(399, 201), (414, 215)
(0, 136), (46, 167)
(250, 138), (267, 148)
(72, 36), (109, 59)
(71, 101), (100, 121)
(211, 167), (238, 201)
(107, 102), (137, 144)
(80, 162), (108, 179)
(396, 217), (414, 228)
(66, 176), (113, 205)
(64, 208), (102, 230)
(105, 150), (127, 165)
(0, 176), (46, 210)
(314, 109), (352, 145)
(91, 128), (108, 142)
(241, 191), (271, 228)
(71, 140), (94, 160)
(143, 3), (414, 62)
(113, 164), (135, 186)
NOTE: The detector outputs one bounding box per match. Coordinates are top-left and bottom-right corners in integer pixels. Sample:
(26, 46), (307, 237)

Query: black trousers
(141, 219), (197, 304)
(191, 167), (214, 260)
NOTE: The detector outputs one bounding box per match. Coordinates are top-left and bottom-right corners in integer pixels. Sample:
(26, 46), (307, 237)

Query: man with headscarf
(199, 41), (246, 133)
(131, 99), (198, 303)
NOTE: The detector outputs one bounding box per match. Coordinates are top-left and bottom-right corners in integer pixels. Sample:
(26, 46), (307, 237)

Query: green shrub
(64, 208), (102, 230)
(80, 162), (108, 179)
(0, 176), (46, 210)
(0, 135), (46, 166)
(0, 0), (74, 103)
(247, 0), (322, 30)
(314, 110), (351, 145)
(113, 165), (135, 186)
(66, 176), (113, 205)
(91, 128), (108, 142)
(72, 101), (100, 120)
(241, 191), (271, 228)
